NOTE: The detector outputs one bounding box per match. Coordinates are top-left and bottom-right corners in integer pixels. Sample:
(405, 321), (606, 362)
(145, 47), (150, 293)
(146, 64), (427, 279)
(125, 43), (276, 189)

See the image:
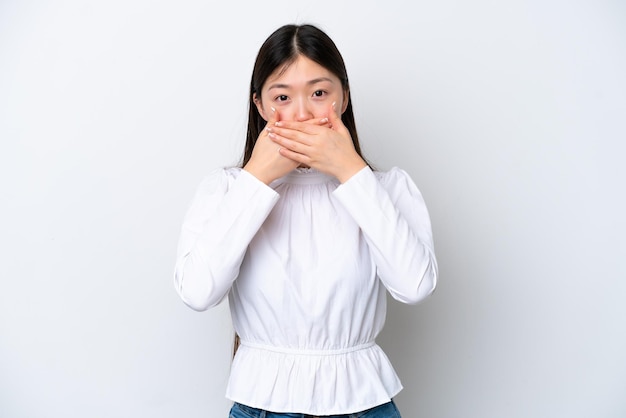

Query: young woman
(174, 23), (438, 417)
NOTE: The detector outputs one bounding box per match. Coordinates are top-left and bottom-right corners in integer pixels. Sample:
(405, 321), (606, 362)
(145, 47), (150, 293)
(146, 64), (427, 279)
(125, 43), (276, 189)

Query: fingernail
(271, 107), (276, 112)
(320, 117), (329, 124)
(332, 101), (336, 109)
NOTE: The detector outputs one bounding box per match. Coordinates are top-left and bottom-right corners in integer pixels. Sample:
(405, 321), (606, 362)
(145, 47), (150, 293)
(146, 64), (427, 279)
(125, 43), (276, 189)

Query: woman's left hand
(267, 102), (367, 183)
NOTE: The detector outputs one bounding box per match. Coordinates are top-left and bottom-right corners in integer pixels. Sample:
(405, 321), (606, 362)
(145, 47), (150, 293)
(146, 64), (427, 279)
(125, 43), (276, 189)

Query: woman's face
(254, 55), (348, 122)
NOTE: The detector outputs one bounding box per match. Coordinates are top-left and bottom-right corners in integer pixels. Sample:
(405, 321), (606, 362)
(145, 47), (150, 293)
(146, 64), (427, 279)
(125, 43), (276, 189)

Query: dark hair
(241, 24), (365, 167)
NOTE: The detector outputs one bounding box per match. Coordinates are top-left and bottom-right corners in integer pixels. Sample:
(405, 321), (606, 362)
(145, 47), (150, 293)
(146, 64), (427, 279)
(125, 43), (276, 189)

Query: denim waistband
(230, 399), (399, 418)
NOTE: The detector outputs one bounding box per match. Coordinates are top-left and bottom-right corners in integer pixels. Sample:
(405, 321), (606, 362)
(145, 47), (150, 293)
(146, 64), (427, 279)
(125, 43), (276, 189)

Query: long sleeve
(333, 166), (438, 304)
(173, 168), (280, 311)
(198, 166), (433, 414)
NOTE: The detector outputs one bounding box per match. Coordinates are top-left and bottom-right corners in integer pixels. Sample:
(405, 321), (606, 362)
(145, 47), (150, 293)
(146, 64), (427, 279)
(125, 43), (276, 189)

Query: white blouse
(174, 166), (437, 415)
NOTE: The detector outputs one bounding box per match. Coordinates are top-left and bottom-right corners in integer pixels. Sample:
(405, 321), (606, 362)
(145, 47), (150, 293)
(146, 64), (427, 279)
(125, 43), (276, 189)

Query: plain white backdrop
(1, 0), (625, 417)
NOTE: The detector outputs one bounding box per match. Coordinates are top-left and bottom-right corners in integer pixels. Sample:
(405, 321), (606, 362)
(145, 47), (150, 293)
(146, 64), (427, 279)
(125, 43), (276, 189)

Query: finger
(274, 119), (322, 135)
(270, 124), (318, 145)
(278, 146), (310, 166)
(315, 117), (330, 126)
(317, 117), (332, 129)
(328, 101), (345, 131)
(265, 107), (280, 133)
(269, 132), (310, 153)
(279, 117), (329, 126)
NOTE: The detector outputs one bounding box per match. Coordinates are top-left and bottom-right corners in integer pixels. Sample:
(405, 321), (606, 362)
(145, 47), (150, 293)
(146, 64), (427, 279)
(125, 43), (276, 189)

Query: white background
(1, 0), (625, 417)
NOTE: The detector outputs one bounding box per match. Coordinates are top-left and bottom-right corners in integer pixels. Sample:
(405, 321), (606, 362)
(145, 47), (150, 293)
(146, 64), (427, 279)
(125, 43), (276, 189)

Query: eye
(313, 90), (326, 98)
(275, 95), (289, 102)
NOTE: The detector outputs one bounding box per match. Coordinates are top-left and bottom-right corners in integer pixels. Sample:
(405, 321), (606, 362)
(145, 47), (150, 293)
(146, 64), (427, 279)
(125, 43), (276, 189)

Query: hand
(243, 107), (300, 185)
(267, 102), (367, 183)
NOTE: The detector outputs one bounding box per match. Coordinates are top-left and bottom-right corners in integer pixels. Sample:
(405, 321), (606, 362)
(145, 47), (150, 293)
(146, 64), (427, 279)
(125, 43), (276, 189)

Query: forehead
(265, 55), (337, 87)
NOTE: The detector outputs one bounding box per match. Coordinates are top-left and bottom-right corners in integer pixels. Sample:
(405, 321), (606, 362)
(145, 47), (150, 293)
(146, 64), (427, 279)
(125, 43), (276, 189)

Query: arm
(173, 168), (279, 311)
(333, 166), (438, 304)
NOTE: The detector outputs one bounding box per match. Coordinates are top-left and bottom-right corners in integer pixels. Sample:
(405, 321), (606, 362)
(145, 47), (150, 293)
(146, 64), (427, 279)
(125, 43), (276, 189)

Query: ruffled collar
(271, 167), (338, 186)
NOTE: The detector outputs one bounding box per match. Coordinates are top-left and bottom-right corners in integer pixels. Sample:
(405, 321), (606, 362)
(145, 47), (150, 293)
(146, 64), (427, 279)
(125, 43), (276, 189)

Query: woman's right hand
(243, 108), (327, 184)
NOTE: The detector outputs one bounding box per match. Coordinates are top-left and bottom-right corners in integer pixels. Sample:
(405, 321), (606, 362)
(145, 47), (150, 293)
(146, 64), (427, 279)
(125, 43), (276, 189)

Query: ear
(253, 92), (268, 121)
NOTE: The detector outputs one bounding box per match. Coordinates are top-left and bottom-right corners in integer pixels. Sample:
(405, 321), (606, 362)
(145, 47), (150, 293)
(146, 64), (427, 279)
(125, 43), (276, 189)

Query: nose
(294, 98), (314, 122)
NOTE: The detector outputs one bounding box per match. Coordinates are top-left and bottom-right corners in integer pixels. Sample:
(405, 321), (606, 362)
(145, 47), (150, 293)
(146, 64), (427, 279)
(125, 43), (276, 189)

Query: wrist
(336, 159), (367, 183)
(243, 163), (273, 185)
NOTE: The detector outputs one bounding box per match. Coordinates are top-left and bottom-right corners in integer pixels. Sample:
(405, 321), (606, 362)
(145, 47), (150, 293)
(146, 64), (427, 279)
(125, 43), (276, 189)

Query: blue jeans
(228, 400), (401, 418)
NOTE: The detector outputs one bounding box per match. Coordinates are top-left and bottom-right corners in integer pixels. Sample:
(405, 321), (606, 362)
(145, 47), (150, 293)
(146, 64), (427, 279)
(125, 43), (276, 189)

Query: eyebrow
(267, 77), (335, 90)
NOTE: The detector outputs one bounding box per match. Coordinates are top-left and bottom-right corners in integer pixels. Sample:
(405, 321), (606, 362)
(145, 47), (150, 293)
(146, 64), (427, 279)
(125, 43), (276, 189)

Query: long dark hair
(241, 24), (365, 167)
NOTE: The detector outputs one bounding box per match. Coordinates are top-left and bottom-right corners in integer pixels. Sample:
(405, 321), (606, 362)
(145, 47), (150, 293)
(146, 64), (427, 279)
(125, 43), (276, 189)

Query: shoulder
(192, 166), (244, 198)
(373, 166), (414, 186)
(197, 166), (242, 187)
(373, 166), (425, 199)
